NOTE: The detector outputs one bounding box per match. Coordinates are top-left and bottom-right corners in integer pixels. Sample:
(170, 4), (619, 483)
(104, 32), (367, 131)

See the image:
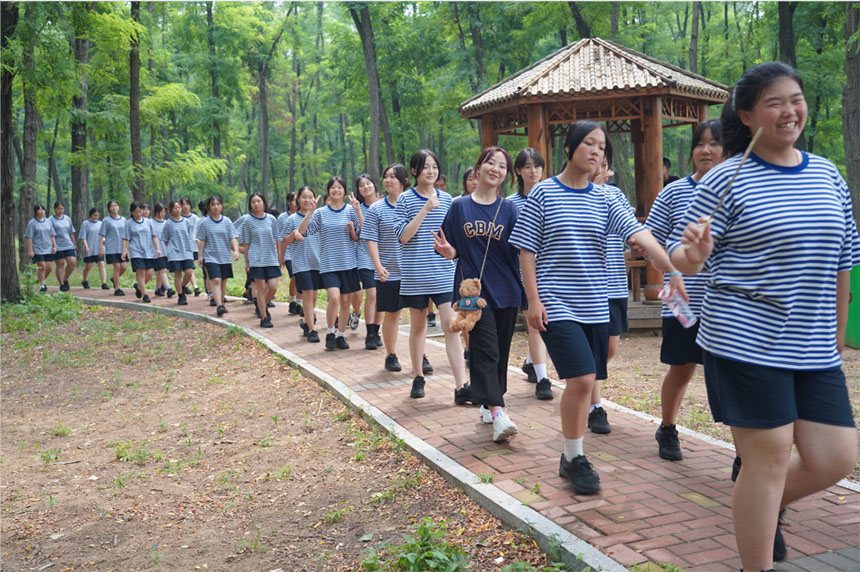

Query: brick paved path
(73, 289), (860, 571)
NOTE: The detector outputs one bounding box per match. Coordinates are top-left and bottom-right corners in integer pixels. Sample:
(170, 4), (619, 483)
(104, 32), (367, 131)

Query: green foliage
(1, 292), (84, 333)
(361, 518), (470, 572)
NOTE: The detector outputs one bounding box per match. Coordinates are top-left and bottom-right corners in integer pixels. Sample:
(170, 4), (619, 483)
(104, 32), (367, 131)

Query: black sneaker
(307, 330), (320, 343)
(426, 312), (436, 328)
(464, 348), (470, 369)
(209, 298), (217, 307)
(101, 283), (111, 290)
(454, 383), (472, 405)
(522, 360), (538, 383)
(587, 407), (611, 434)
(535, 378), (554, 400)
(295, 303), (303, 316)
(142, 294), (151, 303)
(385, 353), (401, 372)
(288, 301), (298, 315)
(134, 283), (141, 299)
(410, 376), (425, 398)
(336, 335), (349, 350)
(217, 305), (227, 317)
(300, 320), (310, 336)
(325, 333), (337, 351)
(154, 286), (165, 297)
(267, 300), (276, 308)
(731, 455), (742, 482)
(374, 332), (383, 348)
(348, 311), (360, 330)
(114, 288), (125, 296)
(60, 280), (70, 292)
(655, 424), (683, 460)
(260, 316), (273, 328)
(365, 333), (376, 350)
(166, 288), (175, 298)
(774, 508), (787, 562)
(40, 284), (48, 293)
(184, 286), (192, 295)
(559, 454), (601, 495)
(178, 293), (188, 305)
(82, 280), (90, 289)
(194, 287), (202, 297)
(422, 355), (433, 375)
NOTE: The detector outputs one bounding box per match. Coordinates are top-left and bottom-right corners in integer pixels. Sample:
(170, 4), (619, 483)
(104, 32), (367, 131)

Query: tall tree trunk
(345, 114), (356, 185)
(256, 12), (290, 200)
(17, 6), (39, 269)
(2, 2), (21, 301)
(610, 3), (619, 36)
(129, 1), (144, 201)
(45, 118), (63, 204)
(844, 3), (860, 225)
(452, 4), (477, 92)
(689, 2), (701, 73)
(778, 2), (804, 149)
(206, 1), (221, 164)
(89, 130), (102, 208)
(349, 3), (389, 182)
(567, 2), (592, 39)
(465, 4), (484, 87)
(70, 2), (90, 244)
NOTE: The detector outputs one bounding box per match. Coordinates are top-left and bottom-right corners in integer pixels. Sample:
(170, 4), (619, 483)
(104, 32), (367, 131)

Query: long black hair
(563, 120), (612, 169)
(409, 149), (441, 185)
(721, 62), (803, 157)
(514, 148), (546, 198)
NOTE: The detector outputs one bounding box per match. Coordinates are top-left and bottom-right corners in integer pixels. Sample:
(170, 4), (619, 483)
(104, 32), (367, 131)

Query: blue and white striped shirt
(276, 212), (292, 262)
(600, 184), (632, 300)
(355, 202), (374, 271)
(281, 212), (320, 274)
(361, 196), (402, 282)
(304, 204), (360, 274)
(506, 192), (527, 212)
(151, 219), (168, 257)
(50, 215), (76, 251)
(79, 220), (102, 257)
(509, 177), (644, 323)
(394, 188), (456, 296)
(668, 151), (860, 369)
(197, 215), (238, 265)
(233, 214), (248, 237)
(162, 217), (195, 262)
(24, 218), (56, 255)
(648, 175), (710, 317)
(183, 213), (199, 236)
(240, 213), (279, 268)
(125, 217), (157, 259)
(99, 216), (127, 255)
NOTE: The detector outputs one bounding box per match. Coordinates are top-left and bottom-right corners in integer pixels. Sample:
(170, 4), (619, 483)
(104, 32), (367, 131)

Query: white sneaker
(492, 411), (518, 442)
(480, 406), (492, 424)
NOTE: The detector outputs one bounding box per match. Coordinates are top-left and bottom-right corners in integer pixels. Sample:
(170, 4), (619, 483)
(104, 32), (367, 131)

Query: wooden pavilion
(458, 37), (730, 299)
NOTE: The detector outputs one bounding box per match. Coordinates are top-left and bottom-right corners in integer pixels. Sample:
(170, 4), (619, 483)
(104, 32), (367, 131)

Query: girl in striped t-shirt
(671, 62), (859, 571)
(361, 164), (407, 371)
(162, 200), (196, 306)
(197, 195), (240, 317)
(99, 200), (128, 296)
(180, 197), (202, 297)
(150, 203), (172, 297)
(50, 201), (77, 292)
(280, 186), (322, 343)
(507, 148), (552, 401)
(80, 207), (109, 290)
(395, 149), (469, 403)
(509, 121), (686, 496)
(122, 201), (161, 304)
(240, 193), (281, 328)
(353, 174), (382, 349)
(298, 176), (362, 350)
(24, 204), (56, 293)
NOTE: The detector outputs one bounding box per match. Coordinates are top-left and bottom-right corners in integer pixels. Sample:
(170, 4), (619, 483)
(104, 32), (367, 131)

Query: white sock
(335, 331), (344, 338)
(534, 363), (548, 381)
(327, 327), (335, 335)
(524, 351), (532, 365)
(564, 437), (584, 461)
(589, 402), (603, 413)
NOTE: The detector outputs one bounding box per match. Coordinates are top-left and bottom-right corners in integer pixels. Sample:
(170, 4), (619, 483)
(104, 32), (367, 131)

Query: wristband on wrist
(667, 271), (682, 278)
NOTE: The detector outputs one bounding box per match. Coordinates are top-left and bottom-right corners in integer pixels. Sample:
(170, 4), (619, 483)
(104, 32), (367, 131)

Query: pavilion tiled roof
(459, 37), (730, 117)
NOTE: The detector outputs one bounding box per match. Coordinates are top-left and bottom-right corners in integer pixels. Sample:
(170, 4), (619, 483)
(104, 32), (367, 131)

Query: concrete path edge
(77, 296), (626, 572)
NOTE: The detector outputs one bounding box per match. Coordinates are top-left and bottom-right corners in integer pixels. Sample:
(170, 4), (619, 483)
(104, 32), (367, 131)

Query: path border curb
(77, 296), (627, 571)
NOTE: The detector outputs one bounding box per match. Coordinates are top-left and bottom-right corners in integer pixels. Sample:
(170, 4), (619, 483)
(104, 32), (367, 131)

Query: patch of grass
(40, 448), (62, 463)
(476, 472), (494, 484)
(113, 440), (163, 465)
(333, 408), (352, 422)
(51, 420), (72, 437)
(1, 291), (84, 333)
(360, 518), (469, 571)
(237, 525), (268, 553)
(323, 502), (353, 524)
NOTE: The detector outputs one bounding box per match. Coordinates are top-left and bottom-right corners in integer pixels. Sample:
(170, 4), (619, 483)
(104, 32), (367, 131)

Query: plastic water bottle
(659, 285), (698, 329)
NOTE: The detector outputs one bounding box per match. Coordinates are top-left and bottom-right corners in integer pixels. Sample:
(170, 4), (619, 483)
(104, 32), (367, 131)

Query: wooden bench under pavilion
(458, 37), (730, 302)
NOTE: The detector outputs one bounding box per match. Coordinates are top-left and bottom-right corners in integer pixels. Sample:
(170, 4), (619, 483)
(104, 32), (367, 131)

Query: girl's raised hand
(423, 194), (439, 213)
(349, 193), (361, 210)
(292, 229), (304, 242)
(431, 228), (455, 259)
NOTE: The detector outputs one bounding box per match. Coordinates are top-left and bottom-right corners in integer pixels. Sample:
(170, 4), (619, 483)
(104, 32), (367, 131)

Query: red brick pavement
(74, 289), (860, 571)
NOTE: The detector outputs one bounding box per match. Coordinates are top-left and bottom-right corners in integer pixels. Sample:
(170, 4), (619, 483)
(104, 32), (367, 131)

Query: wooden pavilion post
(480, 113), (498, 149)
(527, 104), (552, 174)
(641, 95), (664, 299)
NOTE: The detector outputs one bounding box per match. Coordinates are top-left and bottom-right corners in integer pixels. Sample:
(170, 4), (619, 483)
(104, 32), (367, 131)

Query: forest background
(2, 1), (859, 303)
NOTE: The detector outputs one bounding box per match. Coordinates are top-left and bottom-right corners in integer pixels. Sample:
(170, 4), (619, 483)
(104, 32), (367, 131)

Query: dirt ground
(1, 306), (560, 572)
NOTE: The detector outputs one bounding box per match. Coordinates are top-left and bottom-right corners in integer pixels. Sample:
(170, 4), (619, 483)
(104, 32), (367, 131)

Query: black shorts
(608, 298), (629, 336)
(83, 255), (104, 264)
(153, 256), (168, 271)
(105, 253), (125, 265)
(358, 268), (376, 290)
(703, 351), (855, 429)
(320, 268), (360, 294)
(205, 262), (233, 280)
(130, 257), (155, 271)
(399, 291), (453, 310)
(32, 253), (53, 263)
(248, 265), (282, 281)
(284, 260), (293, 278)
(375, 280), (402, 313)
(540, 320), (609, 380)
(54, 249), (77, 260)
(294, 270), (322, 293)
(661, 318), (703, 366)
(168, 259), (195, 272)
(192, 251), (199, 261)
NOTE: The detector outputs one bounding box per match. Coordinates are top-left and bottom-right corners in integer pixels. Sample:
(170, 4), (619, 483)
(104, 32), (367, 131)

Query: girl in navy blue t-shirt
(436, 147), (525, 443)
